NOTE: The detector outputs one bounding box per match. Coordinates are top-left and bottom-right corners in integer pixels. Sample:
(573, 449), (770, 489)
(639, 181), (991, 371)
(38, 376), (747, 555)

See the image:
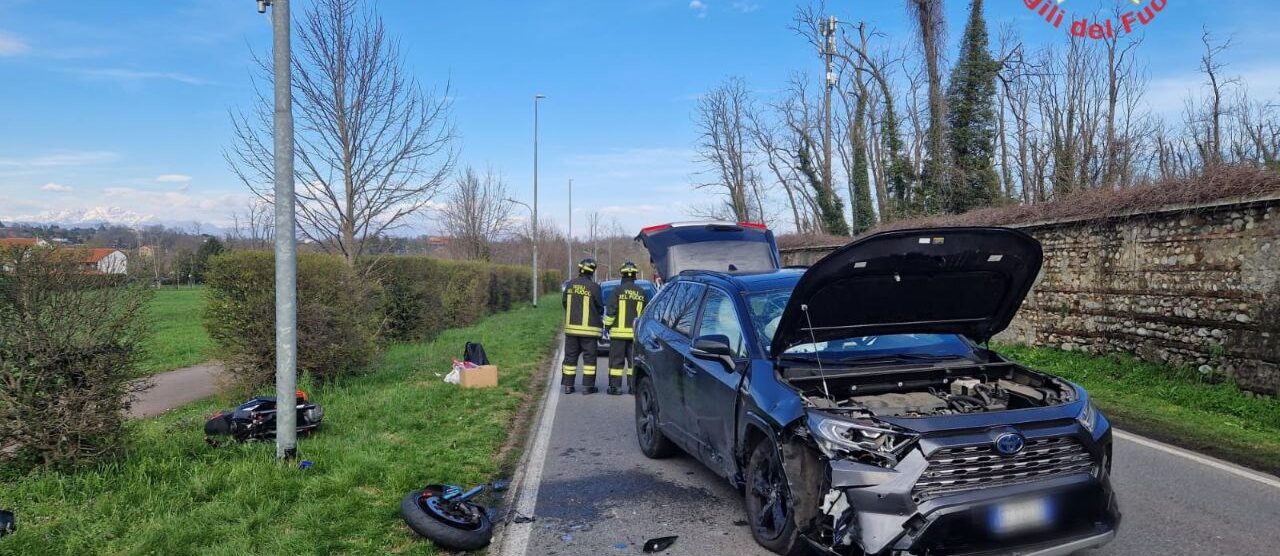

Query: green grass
(136, 287), (213, 377)
(998, 343), (1280, 475)
(0, 295), (562, 555)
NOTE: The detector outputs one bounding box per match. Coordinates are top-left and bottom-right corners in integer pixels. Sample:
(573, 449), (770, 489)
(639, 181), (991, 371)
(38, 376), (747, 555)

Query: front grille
(912, 436), (1096, 502)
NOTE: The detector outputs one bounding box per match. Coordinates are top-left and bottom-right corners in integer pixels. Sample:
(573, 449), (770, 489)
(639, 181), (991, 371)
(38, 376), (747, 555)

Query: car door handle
(681, 362), (699, 377)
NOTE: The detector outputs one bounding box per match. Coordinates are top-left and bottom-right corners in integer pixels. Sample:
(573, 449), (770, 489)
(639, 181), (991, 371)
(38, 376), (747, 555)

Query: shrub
(0, 246), (151, 472)
(365, 257), (560, 343)
(204, 251), (379, 391)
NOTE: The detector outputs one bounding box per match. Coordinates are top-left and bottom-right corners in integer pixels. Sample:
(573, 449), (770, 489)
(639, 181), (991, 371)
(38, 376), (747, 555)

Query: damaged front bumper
(807, 422), (1120, 555)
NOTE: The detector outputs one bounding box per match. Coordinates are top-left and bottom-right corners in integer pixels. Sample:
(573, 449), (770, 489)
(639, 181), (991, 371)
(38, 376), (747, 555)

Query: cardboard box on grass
(459, 364), (498, 388)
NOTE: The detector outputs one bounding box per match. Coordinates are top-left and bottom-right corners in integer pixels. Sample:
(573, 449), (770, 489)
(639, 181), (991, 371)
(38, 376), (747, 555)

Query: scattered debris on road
(642, 536), (678, 553)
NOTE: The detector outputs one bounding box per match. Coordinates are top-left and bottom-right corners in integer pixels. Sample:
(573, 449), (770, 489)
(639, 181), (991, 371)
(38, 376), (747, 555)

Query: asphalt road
(127, 361), (226, 418)
(497, 356), (1280, 556)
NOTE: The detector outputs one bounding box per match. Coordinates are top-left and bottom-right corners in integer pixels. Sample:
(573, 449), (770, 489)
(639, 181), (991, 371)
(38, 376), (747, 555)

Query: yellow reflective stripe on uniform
(611, 330), (634, 340)
(608, 368), (625, 377)
(565, 324), (602, 336)
(603, 315), (616, 326)
(562, 365), (576, 375)
(582, 366), (596, 375)
(618, 302), (628, 330)
(580, 295), (589, 328)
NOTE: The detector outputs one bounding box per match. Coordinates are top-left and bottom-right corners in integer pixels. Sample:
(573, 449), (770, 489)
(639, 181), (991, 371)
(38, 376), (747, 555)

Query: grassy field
(136, 286), (213, 377)
(998, 344), (1280, 475)
(0, 295), (561, 555)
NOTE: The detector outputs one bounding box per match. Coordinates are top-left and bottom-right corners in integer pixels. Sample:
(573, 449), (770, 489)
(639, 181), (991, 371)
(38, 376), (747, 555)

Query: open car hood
(771, 227), (1043, 355)
(635, 222), (780, 281)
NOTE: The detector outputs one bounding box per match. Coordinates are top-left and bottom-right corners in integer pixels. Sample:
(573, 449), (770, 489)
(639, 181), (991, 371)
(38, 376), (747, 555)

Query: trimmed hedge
(205, 252), (561, 389)
(365, 256), (560, 343)
(204, 252), (380, 391)
(0, 246), (150, 473)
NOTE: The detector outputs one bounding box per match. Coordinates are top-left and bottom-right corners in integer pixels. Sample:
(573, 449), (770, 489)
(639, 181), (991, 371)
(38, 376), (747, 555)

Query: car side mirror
(691, 334), (737, 370)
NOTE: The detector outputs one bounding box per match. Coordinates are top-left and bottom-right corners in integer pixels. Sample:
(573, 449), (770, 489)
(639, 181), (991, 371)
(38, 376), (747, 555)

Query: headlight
(1078, 400), (1100, 435)
(806, 411), (918, 464)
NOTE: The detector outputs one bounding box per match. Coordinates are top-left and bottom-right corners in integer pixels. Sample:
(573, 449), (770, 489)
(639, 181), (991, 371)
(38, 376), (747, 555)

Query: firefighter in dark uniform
(603, 261), (650, 395)
(562, 258), (603, 395)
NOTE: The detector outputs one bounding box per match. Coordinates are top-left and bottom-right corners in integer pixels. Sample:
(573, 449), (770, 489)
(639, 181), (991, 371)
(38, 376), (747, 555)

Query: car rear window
(667, 240), (777, 276)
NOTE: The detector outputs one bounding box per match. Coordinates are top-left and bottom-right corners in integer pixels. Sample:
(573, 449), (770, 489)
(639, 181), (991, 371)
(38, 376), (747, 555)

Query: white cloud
(69, 68), (212, 86)
(0, 151), (118, 168)
(689, 0), (708, 18)
(155, 173), (193, 183)
(0, 31), (27, 56)
(731, 1), (760, 13)
(39, 182), (73, 192)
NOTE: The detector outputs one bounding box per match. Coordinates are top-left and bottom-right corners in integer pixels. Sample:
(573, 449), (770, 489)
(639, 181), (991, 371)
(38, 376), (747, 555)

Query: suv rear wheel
(634, 375), (676, 458)
(745, 441), (807, 555)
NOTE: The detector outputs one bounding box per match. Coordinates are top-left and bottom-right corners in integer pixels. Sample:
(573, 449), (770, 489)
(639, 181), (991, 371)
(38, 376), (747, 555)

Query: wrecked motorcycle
(204, 391), (324, 443)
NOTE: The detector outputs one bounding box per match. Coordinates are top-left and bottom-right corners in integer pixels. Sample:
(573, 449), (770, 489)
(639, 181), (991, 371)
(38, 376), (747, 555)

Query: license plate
(990, 498), (1051, 535)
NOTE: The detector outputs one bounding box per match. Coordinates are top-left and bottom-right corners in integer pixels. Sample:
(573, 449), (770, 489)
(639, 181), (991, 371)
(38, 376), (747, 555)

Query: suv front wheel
(745, 441), (807, 556)
(634, 375), (676, 458)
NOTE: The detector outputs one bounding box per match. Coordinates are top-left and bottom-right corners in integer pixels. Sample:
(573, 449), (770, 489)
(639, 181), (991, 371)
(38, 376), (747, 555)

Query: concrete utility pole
(532, 94), (546, 307)
(258, 0), (298, 460)
(821, 15), (837, 200)
(566, 178), (573, 278)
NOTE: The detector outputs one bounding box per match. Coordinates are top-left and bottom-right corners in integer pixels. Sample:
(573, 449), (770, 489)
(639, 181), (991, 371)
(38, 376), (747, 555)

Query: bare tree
(1187, 29), (1238, 169)
(584, 211), (604, 263)
(694, 77), (759, 221)
(229, 199), (274, 250)
(226, 0), (457, 267)
(436, 167), (515, 261)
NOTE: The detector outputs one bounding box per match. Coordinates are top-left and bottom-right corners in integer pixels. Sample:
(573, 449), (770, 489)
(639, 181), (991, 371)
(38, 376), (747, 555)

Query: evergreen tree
(850, 92), (877, 234)
(945, 0), (1001, 213)
(798, 137), (850, 236)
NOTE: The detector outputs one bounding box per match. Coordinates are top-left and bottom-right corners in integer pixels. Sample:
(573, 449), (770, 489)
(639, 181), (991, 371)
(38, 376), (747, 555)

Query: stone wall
(779, 194), (1280, 395)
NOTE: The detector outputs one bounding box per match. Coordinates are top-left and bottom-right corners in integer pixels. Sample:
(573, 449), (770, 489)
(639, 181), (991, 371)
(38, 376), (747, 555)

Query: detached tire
(400, 490), (493, 552)
(634, 375), (677, 458)
(744, 442), (807, 556)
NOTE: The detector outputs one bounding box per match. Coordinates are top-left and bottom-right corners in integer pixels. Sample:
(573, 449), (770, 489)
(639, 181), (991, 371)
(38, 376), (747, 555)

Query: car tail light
(639, 223), (672, 235)
(737, 221), (768, 230)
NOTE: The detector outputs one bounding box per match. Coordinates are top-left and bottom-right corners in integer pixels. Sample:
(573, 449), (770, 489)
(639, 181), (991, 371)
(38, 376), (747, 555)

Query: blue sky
(1, 0), (1278, 235)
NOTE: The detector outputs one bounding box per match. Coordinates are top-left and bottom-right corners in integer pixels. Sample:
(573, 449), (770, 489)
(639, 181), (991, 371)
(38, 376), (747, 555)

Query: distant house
(0, 237), (48, 248)
(84, 248), (128, 275)
(0, 239), (126, 274)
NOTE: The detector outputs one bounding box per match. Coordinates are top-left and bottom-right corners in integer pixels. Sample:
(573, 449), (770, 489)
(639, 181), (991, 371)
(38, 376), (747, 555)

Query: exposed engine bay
(791, 362), (1076, 416)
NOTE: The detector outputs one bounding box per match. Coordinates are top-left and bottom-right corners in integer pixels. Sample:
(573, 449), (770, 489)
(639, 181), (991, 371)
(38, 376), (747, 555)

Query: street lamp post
(256, 0), (298, 460)
(532, 94), (546, 307)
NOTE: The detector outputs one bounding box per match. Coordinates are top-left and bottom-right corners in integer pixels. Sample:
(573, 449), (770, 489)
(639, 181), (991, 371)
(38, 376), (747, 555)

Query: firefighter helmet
(620, 261), (640, 278)
(578, 258), (598, 274)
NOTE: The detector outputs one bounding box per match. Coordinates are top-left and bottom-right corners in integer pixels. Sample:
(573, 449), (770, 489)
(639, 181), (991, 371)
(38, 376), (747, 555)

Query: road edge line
(1115, 429), (1280, 490)
(493, 334), (564, 556)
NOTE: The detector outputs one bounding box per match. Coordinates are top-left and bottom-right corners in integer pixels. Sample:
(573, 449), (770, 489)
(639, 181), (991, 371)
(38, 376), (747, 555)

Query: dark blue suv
(631, 225), (1119, 556)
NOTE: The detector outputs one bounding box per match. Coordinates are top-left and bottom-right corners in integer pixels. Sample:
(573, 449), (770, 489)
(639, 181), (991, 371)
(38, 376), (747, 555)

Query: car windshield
(745, 288), (976, 361)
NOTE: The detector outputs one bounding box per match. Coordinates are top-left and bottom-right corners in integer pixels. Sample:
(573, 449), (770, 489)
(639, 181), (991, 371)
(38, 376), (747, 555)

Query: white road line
(496, 340), (564, 556)
(1114, 429), (1280, 490)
